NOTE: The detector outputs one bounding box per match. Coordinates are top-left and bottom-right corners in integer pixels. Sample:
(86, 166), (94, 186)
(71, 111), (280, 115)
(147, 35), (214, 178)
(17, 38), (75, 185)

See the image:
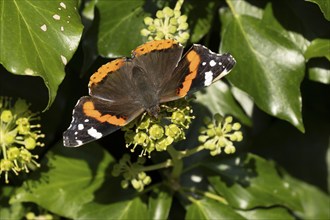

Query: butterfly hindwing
(63, 96), (144, 147)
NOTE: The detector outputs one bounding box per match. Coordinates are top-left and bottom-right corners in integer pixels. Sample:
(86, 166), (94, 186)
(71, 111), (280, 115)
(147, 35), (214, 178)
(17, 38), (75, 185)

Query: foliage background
(0, 0), (329, 219)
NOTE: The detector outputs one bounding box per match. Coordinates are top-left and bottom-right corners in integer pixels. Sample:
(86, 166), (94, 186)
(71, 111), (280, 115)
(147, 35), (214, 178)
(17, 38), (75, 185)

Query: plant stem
(182, 187), (228, 204)
(167, 145), (183, 179)
(140, 159), (173, 172)
(178, 145), (205, 159)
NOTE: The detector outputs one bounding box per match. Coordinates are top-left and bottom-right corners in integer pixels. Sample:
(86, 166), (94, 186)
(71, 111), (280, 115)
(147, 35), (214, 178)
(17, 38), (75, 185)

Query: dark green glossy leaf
(221, 0), (305, 132)
(148, 187), (173, 220)
(307, 0), (330, 21)
(237, 207), (294, 220)
(96, 0), (148, 57)
(184, 0), (218, 43)
(282, 172), (330, 219)
(309, 66), (330, 84)
(185, 198), (245, 220)
(78, 195), (148, 219)
(204, 154), (302, 211)
(0, 186), (25, 220)
(11, 142), (114, 219)
(305, 39), (330, 61)
(195, 81), (252, 126)
(0, 0), (83, 110)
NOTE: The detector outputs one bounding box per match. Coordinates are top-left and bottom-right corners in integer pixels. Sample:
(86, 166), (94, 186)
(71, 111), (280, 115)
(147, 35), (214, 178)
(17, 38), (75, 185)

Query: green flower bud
(141, 28), (151, 36)
(225, 116), (233, 123)
(198, 135), (208, 143)
(168, 25), (177, 34)
(144, 17), (154, 25)
(149, 124), (164, 140)
(0, 159), (14, 171)
(121, 180), (129, 189)
(174, 10), (181, 18)
(143, 175), (152, 185)
(177, 15), (188, 24)
(25, 212), (36, 220)
(156, 31), (165, 39)
(178, 22), (189, 31)
(156, 10), (164, 18)
(148, 24), (156, 32)
(7, 147), (20, 160)
(171, 111), (185, 124)
(138, 172), (147, 180)
(24, 136), (36, 150)
(19, 148), (32, 162)
(3, 130), (16, 145)
(232, 122), (241, 130)
(169, 17), (178, 25)
(224, 145), (236, 154)
(134, 132), (149, 146)
(165, 124), (181, 139)
(163, 7), (174, 17)
(1, 110), (13, 123)
(131, 179), (143, 191)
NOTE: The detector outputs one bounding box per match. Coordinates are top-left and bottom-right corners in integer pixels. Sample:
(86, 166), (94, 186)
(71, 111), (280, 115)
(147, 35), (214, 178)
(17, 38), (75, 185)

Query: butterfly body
(63, 40), (236, 147)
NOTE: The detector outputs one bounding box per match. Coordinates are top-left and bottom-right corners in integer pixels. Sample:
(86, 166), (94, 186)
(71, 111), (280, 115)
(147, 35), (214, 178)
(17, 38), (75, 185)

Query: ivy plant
(0, 0), (329, 219)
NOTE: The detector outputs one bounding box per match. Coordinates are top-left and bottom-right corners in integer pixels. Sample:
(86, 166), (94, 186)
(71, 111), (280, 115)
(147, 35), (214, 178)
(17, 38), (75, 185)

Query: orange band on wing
(177, 50), (200, 97)
(134, 39), (178, 56)
(83, 101), (127, 126)
(89, 58), (125, 86)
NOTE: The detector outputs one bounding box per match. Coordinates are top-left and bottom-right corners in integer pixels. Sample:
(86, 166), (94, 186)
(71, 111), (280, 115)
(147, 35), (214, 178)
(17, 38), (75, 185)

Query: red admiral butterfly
(63, 39), (236, 147)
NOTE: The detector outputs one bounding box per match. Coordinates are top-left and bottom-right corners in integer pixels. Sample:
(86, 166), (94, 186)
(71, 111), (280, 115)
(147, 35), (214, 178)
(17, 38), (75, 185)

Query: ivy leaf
(308, 64), (330, 84)
(306, 0), (330, 21)
(184, 0), (219, 43)
(195, 81), (252, 126)
(204, 154), (303, 211)
(305, 39), (330, 61)
(185, 198), (245, 220)
(221, 0), (305, 132)
(11, 142), (114, 219)
(237, 207), (295, 220)
(0, 0), (83, 110)
(96, 0), (149, 57)
(148, 187), (173, 220)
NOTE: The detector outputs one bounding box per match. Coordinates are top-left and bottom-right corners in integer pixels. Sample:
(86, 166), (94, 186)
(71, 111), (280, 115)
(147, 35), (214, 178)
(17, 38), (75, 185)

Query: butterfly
(63, 39), (236, 147)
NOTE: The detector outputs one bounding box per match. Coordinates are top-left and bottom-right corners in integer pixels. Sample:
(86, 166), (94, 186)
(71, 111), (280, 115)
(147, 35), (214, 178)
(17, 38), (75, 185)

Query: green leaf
(305, 39), (330, 61)
(307, 0), (330, 21)
(282, 171), (330, 219)
(148, 187), (173, 220)
(96, 0), (148, 57)
(204, 154), (303, 211)
(78, 195), (148, 219)
(0, 0), (83, 110)
(308, 66), (330, 84)
(185, 198), (245, 220)
(184, 0), (219, 43)
(237, 207), (294, 220)
(195, 81), (252, 126)
(11, 141), (114, 219)
(0, 186), (25, 220)
(221, 0), (305, 132)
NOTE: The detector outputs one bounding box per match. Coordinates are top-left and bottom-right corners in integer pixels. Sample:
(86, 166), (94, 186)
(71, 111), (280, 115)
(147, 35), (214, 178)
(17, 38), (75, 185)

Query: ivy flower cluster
(141, 0), (190, 44)
(123, 100), (194, 158)
(112, 154), (152, 192)
(0, 97), (44, 183)
(198, 114), (243, 156)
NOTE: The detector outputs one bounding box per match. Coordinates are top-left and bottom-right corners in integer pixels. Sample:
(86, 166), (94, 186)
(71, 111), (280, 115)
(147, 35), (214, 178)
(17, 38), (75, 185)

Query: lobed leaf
(0, 0), (83, 110)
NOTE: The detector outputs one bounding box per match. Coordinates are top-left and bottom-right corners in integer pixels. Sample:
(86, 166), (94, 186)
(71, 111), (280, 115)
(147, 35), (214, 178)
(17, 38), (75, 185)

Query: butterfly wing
(159, 44), (236, 102)
(63, 96), (144, 147)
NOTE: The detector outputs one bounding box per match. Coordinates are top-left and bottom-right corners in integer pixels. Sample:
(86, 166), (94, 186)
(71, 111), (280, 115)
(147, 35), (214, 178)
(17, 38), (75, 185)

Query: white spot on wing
(209, 60), (216, 67)
(204, 71), (213, 86)
(84, 119), (89, 123)
(61, 55), (67, 65)
(53, 14), (61, 20)
(76, 140), (83, 146)
(78, 124), (84, 130)
(40, 24), (47, 32)
(202, 62), (206, 66)
(88, 127), (102, 139)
